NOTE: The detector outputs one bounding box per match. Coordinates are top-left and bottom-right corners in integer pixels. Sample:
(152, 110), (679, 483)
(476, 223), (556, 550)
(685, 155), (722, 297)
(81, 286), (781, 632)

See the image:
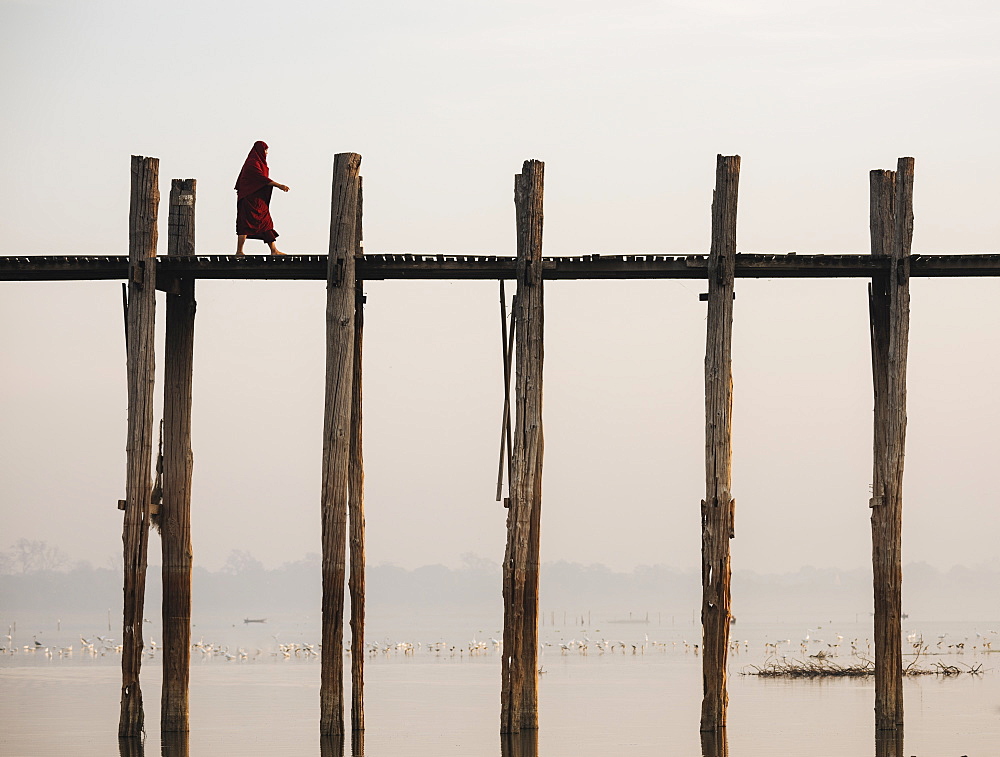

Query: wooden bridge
(3, 152), (990, 749)
(5, 250), (1000, 282)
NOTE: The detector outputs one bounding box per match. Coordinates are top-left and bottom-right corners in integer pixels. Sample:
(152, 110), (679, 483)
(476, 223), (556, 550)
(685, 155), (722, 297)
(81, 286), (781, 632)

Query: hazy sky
(2, 0), (999, 574)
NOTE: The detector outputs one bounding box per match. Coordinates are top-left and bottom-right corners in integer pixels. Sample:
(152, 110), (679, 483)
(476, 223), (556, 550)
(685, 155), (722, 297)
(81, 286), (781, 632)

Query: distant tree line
(2, 541), (998, 622)
(0, 538), (73, 574)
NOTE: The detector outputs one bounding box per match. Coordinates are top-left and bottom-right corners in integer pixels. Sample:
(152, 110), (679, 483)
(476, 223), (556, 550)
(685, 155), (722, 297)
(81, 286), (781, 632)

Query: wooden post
(868, 158), (913, 731)
(501, 159), (544, 734)
(320, 152), (361, 736)
(161, 178), (196, 733)
(700, 154), (740, 733)
(119, 155), (159, 737)
(348, 178), (366, 732)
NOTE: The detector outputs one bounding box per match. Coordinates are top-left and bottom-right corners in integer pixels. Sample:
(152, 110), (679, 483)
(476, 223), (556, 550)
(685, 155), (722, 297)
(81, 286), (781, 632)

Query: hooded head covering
(235, 141), (270, 199)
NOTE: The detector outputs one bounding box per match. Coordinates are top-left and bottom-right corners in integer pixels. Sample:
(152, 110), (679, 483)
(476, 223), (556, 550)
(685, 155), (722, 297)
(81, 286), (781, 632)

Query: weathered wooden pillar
(119, 155), (159, 737)
(700, 154), (740, 733)
(501, 159), (544, 734)
(320, 152), (361, 736)
(348, 178), (366, 732)
(161, 178), (196, 733)
(868, 157), (913, 731)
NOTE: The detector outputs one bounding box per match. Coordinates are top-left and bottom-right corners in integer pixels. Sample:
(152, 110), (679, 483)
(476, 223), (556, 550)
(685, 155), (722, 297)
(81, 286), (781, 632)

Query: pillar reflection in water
(118, 732), (192, 757)
(320, 733), (344, 757)
(319, 731), (365, 757)
(160, 731), (190, 757)
(700, 728), (729, 757)
(875, 728), (904, 757)
(117, 737), (143, 757)
(500, 729), (539, 757)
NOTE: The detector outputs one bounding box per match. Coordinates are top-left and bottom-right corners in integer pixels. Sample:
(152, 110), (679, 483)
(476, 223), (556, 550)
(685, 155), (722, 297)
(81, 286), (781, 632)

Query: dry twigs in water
(744, 657), (874, 678)
(743, 656), (983, 679)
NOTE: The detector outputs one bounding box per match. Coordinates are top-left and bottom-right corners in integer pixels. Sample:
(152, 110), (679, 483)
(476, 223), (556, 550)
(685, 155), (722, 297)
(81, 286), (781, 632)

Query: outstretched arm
(269, 180), (290, 192)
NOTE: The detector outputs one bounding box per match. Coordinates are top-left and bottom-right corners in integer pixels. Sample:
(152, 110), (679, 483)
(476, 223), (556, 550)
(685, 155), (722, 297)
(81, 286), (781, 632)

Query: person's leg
(267, 241), (286, 255)
(236, 235), (247, 255)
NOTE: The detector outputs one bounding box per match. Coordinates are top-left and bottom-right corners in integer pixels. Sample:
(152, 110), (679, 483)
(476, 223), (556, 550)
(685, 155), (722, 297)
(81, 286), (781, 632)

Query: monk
(235, 140), (290, 255)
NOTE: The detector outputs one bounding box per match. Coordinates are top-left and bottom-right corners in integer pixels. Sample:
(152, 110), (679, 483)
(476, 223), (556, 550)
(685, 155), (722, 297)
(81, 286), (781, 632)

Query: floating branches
(744, 657), (875, 678)
(743, 654), (983, 679)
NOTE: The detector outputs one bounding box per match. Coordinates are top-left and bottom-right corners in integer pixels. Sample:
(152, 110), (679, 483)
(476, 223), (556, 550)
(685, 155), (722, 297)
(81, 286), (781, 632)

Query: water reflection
(160, 731), (190, 757)
(318, 731), (365, 757)
(319, 733), (343, 757)
(875, 728), (904, 757)
(500, 730), (539, 757)
(117, 738), (143, 757)
(118, 731), (192, 757)
(700, 729), (729, 757)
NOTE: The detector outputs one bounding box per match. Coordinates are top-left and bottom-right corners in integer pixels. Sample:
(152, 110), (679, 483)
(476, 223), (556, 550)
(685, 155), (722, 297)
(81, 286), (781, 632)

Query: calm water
(2, 617), (998, 756)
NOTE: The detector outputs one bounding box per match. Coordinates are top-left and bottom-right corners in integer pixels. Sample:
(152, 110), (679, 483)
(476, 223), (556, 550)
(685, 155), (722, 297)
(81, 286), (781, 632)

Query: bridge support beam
(320, 152), (362, 736)
(161, 178), (197, 733)
(701, 154), (740, 733)
(501, 159), (545, 734)
(868, 158), (913, 731)
(119, 155), (159, 738)
(349, 179), (366, 733)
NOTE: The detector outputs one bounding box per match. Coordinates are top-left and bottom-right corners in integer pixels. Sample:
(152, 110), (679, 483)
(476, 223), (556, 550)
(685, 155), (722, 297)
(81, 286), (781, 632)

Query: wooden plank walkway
(2, 252), (1000, 282)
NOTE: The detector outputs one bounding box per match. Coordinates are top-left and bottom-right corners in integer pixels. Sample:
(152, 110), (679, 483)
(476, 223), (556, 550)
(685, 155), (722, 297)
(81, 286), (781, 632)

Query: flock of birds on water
(3, 623), (997, 668)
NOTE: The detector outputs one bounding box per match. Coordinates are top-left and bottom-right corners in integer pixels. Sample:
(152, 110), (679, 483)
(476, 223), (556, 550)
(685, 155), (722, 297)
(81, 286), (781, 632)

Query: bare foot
(270, 250), (286, 256)
(235, 251), (246, 256)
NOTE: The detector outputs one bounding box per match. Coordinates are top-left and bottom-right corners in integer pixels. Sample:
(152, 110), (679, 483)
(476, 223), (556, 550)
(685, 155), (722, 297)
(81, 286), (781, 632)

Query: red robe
(235, 141), (278, 242)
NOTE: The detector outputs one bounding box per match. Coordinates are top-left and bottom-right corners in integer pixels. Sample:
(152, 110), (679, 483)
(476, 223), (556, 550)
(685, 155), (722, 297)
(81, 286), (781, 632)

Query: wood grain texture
(119, 156), (159, 737)
(501, 160), (544, 734)
(349, 178), (366, 733)
(700, 154), (739, 733)
(868, 158), (913, 731)
(161, 179), (196, 733)
(166, 179), (196, 257)
(320, 152), (361, 736)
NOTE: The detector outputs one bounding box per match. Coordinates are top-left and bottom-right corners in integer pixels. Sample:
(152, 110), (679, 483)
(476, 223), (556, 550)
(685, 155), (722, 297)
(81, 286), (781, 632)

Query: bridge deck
(2, 252), (1000, 282)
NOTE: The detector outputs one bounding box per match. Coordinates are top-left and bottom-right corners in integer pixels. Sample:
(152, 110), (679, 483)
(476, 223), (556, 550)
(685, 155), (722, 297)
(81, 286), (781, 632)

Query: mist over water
(3, 602), (998, 756)
(4, 551), (1000, 753)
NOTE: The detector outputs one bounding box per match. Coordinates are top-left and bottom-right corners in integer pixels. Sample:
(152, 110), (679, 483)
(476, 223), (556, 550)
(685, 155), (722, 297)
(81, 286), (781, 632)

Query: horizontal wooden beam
(2, 253), (1000, 282)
